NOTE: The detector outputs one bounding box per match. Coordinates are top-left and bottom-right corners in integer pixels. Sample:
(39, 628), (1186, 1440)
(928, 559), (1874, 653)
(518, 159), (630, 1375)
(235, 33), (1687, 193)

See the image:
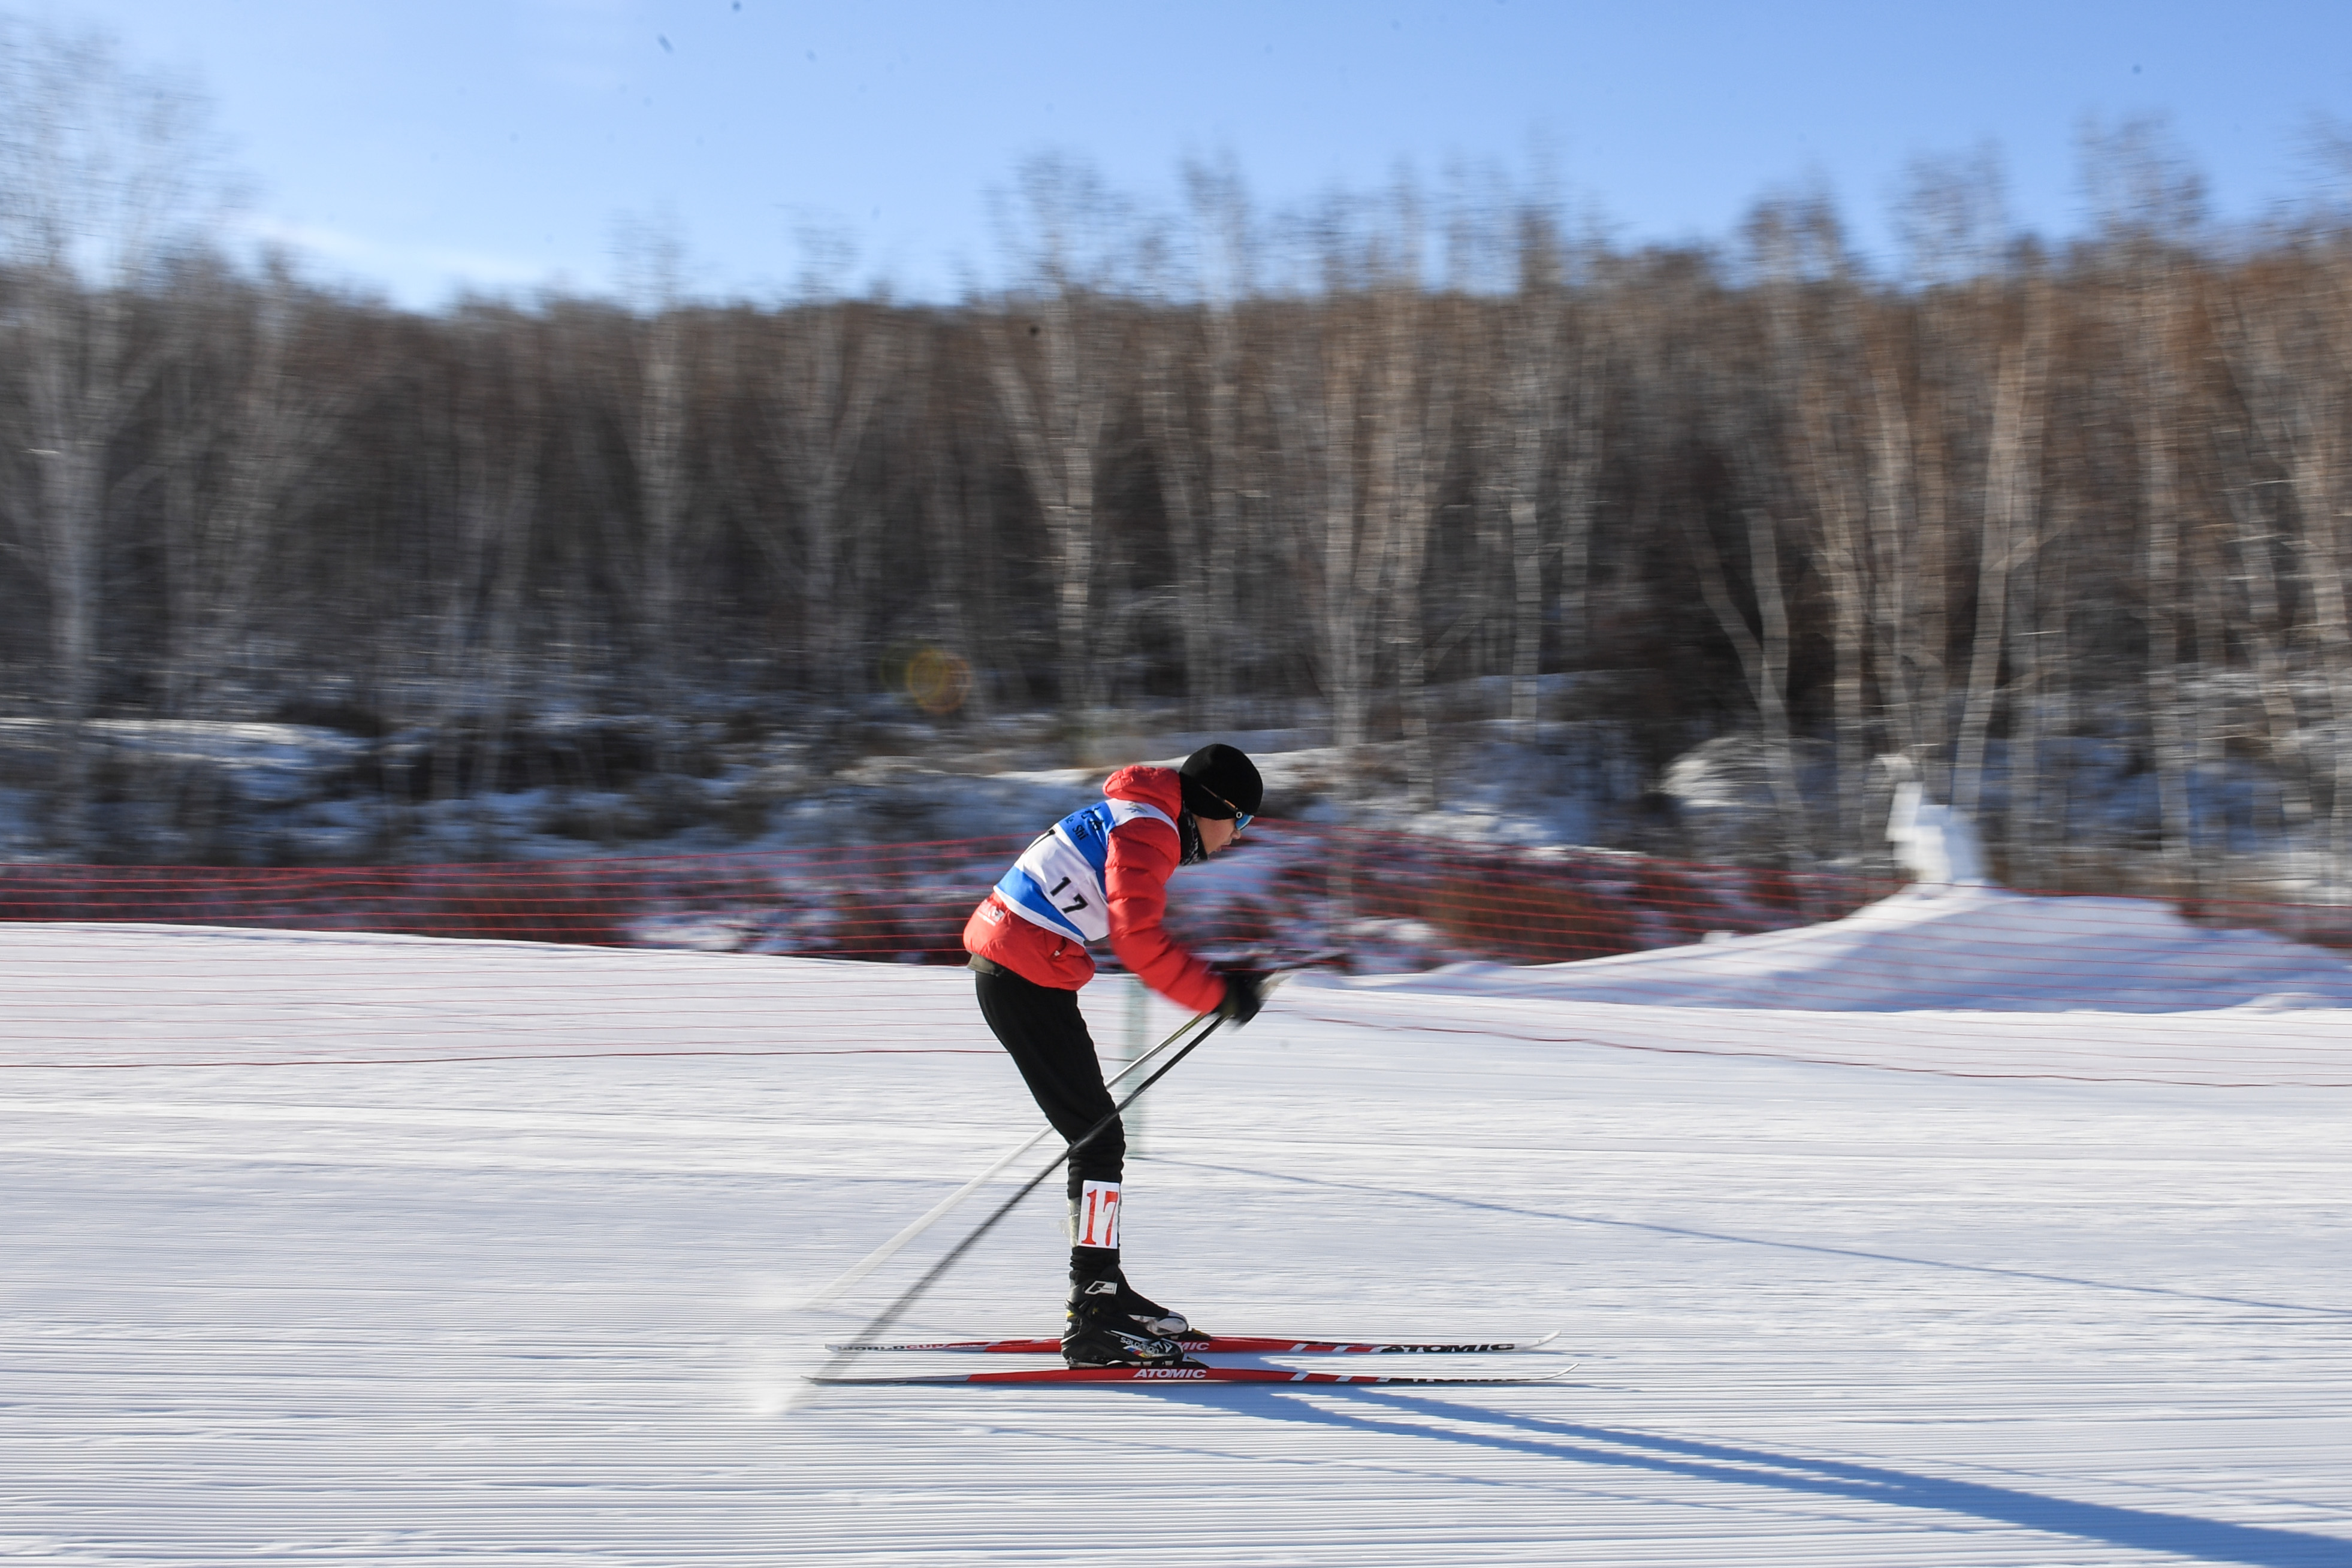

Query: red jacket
(963, 764), (1228, 1016)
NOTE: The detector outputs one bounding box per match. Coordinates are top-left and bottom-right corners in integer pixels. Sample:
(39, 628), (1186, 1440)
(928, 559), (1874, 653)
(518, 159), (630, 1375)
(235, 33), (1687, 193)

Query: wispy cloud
(233, 213), (568, 301)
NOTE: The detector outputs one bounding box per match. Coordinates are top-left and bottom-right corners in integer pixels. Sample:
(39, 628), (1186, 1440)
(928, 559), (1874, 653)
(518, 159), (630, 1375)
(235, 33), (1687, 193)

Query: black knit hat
(1178, 744), (1263, 820)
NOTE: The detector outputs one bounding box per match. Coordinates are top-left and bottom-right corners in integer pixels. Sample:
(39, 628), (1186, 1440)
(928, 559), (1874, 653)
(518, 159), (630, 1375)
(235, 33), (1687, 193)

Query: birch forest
(8, 29), (2352, 890)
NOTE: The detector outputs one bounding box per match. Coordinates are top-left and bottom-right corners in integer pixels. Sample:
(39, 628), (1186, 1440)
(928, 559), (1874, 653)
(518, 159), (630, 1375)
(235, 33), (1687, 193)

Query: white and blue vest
(994, 799), (1178, 944)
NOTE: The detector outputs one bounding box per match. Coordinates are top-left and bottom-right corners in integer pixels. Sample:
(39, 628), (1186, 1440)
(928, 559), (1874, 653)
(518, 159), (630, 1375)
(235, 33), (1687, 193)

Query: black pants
(973, 960), (1122, 1203)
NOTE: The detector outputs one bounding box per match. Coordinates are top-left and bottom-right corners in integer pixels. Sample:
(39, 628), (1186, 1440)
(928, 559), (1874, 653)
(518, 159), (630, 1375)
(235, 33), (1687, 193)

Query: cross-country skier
(962, 743), (1268, 1368)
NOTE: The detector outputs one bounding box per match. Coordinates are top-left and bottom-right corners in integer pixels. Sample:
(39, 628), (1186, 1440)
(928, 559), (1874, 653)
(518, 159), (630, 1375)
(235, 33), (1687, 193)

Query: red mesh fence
(4, 823), (2349, 1084)
(1207, 823), (1898, 965)
(0, 838), (1029, 957)
(0, 826), (1903, 965)
(2, 824), (2350, 979)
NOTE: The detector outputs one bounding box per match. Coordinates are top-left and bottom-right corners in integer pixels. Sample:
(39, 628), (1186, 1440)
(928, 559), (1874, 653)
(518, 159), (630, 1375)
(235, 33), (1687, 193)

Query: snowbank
(1350, 881), (2352, 1013)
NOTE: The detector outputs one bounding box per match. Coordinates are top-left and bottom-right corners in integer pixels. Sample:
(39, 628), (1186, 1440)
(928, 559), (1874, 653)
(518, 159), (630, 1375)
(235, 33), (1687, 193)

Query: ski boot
(1063, 1280), (1192, 1368)
(1104, 1272), (1191, 1339)
(1067, 1185), (1198, 1339)
(1063, 1250), (1194, 1368)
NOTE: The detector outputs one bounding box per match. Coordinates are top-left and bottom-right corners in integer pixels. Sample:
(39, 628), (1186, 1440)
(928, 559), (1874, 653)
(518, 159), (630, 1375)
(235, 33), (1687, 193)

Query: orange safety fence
(4, 823), (2350, 1084)
(1, 820), (2348, 989)
(0, 826), (1901, 963)
(0, 837), (1029, 957)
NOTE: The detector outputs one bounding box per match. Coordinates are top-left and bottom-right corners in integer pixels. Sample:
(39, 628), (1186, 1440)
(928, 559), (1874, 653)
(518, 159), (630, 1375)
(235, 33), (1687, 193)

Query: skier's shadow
(1144, 1385), (2348, 1567)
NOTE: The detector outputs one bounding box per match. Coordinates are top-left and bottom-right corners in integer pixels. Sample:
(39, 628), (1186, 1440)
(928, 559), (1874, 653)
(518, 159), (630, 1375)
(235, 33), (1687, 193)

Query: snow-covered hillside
(5, 920), (2349, 1564)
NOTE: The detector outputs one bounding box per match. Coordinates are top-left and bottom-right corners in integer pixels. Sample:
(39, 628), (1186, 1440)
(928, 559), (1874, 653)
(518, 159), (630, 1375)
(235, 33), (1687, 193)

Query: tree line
(7, 23), (2352, 887)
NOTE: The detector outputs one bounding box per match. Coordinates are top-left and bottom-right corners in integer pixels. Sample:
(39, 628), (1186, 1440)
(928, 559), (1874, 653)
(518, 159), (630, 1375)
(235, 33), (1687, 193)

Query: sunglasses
(1198, 785), (1252, 832)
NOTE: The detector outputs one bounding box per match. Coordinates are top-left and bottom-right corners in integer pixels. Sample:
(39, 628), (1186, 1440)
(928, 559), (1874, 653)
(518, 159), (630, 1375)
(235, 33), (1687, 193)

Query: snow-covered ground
(1393, 880), (2352, 1017)
(5, 919), (2350, 1565)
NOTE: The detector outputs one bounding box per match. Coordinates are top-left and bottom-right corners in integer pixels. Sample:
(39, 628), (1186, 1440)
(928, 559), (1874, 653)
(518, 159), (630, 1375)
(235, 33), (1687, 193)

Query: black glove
(1217, 969), (1270, 1026)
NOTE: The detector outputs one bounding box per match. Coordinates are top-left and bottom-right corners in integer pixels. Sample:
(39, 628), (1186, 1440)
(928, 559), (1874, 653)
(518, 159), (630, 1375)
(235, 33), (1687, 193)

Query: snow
(5, 919), (2350, 1565)
(10, 697), (2350, 914)
(0, 718), (373, 809)
(1888, 778), (1991, 885)
(1385, 881), (2352, 1015)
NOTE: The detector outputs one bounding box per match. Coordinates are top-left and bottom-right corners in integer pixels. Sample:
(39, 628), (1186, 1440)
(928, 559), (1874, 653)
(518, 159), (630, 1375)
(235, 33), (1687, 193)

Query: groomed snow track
(5, 920), (2350, 1565)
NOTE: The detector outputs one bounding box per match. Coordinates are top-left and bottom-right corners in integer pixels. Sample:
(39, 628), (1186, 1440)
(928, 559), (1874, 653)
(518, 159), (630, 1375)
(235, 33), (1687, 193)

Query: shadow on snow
(1136, 1385), (2351, 1567)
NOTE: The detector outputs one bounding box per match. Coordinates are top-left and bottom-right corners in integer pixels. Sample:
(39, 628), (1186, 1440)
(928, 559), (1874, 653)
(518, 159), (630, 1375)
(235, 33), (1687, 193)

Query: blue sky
(38, 0), (2352, 307)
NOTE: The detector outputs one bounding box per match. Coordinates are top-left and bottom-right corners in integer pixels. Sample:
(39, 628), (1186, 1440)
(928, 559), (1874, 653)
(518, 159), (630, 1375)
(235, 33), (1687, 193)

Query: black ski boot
(1063, 1250), (1192, 1368)
(1067, 1239), (1195, 1337)
(1106, 1274), (1191, 1339)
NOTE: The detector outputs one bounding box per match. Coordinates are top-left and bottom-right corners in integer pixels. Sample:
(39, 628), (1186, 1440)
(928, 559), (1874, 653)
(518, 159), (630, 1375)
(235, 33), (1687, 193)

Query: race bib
(1074, 1180), (1122, 1249)
(994, 799), (1176, 943)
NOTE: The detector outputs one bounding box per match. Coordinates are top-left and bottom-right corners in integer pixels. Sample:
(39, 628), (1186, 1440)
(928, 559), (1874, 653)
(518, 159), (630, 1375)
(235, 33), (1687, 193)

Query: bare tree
(1952, 285), (2050, 822)
(1365, 282), (1456, 808)
(1141, 156), (1260, 727)
(2225, 247), (2352, 887)
(986, 155), (1149, 718)
(989, 294), (1116, 715)
(1489, 205), (1600, 725)
(419, 303), (545, 812)
(2082, 120), (2212, 884)
(158, 262), (362, 721)
(1268, 294), (1374, 753)
(0, 20), (231, 848)
(751, 303), (896, 702)
(1756, 238), (1874, 853)
(1683, 191), (1858, 867)
(1895, 143), (2010, 287)
(573, 220), (708, 718)
(2211, 292), (2318, 873)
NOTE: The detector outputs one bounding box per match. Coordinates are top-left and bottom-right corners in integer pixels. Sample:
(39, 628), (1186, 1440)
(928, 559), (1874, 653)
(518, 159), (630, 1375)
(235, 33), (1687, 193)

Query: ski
(828, 1331), (1560, 1356)
(807, 1362), (1575, 1388)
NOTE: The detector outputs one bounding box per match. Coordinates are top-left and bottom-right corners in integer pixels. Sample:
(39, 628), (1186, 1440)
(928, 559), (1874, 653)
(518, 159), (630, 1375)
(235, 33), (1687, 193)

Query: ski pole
(801, 1010), (1230, 1394)
(800, 1004), (1220, 1311)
